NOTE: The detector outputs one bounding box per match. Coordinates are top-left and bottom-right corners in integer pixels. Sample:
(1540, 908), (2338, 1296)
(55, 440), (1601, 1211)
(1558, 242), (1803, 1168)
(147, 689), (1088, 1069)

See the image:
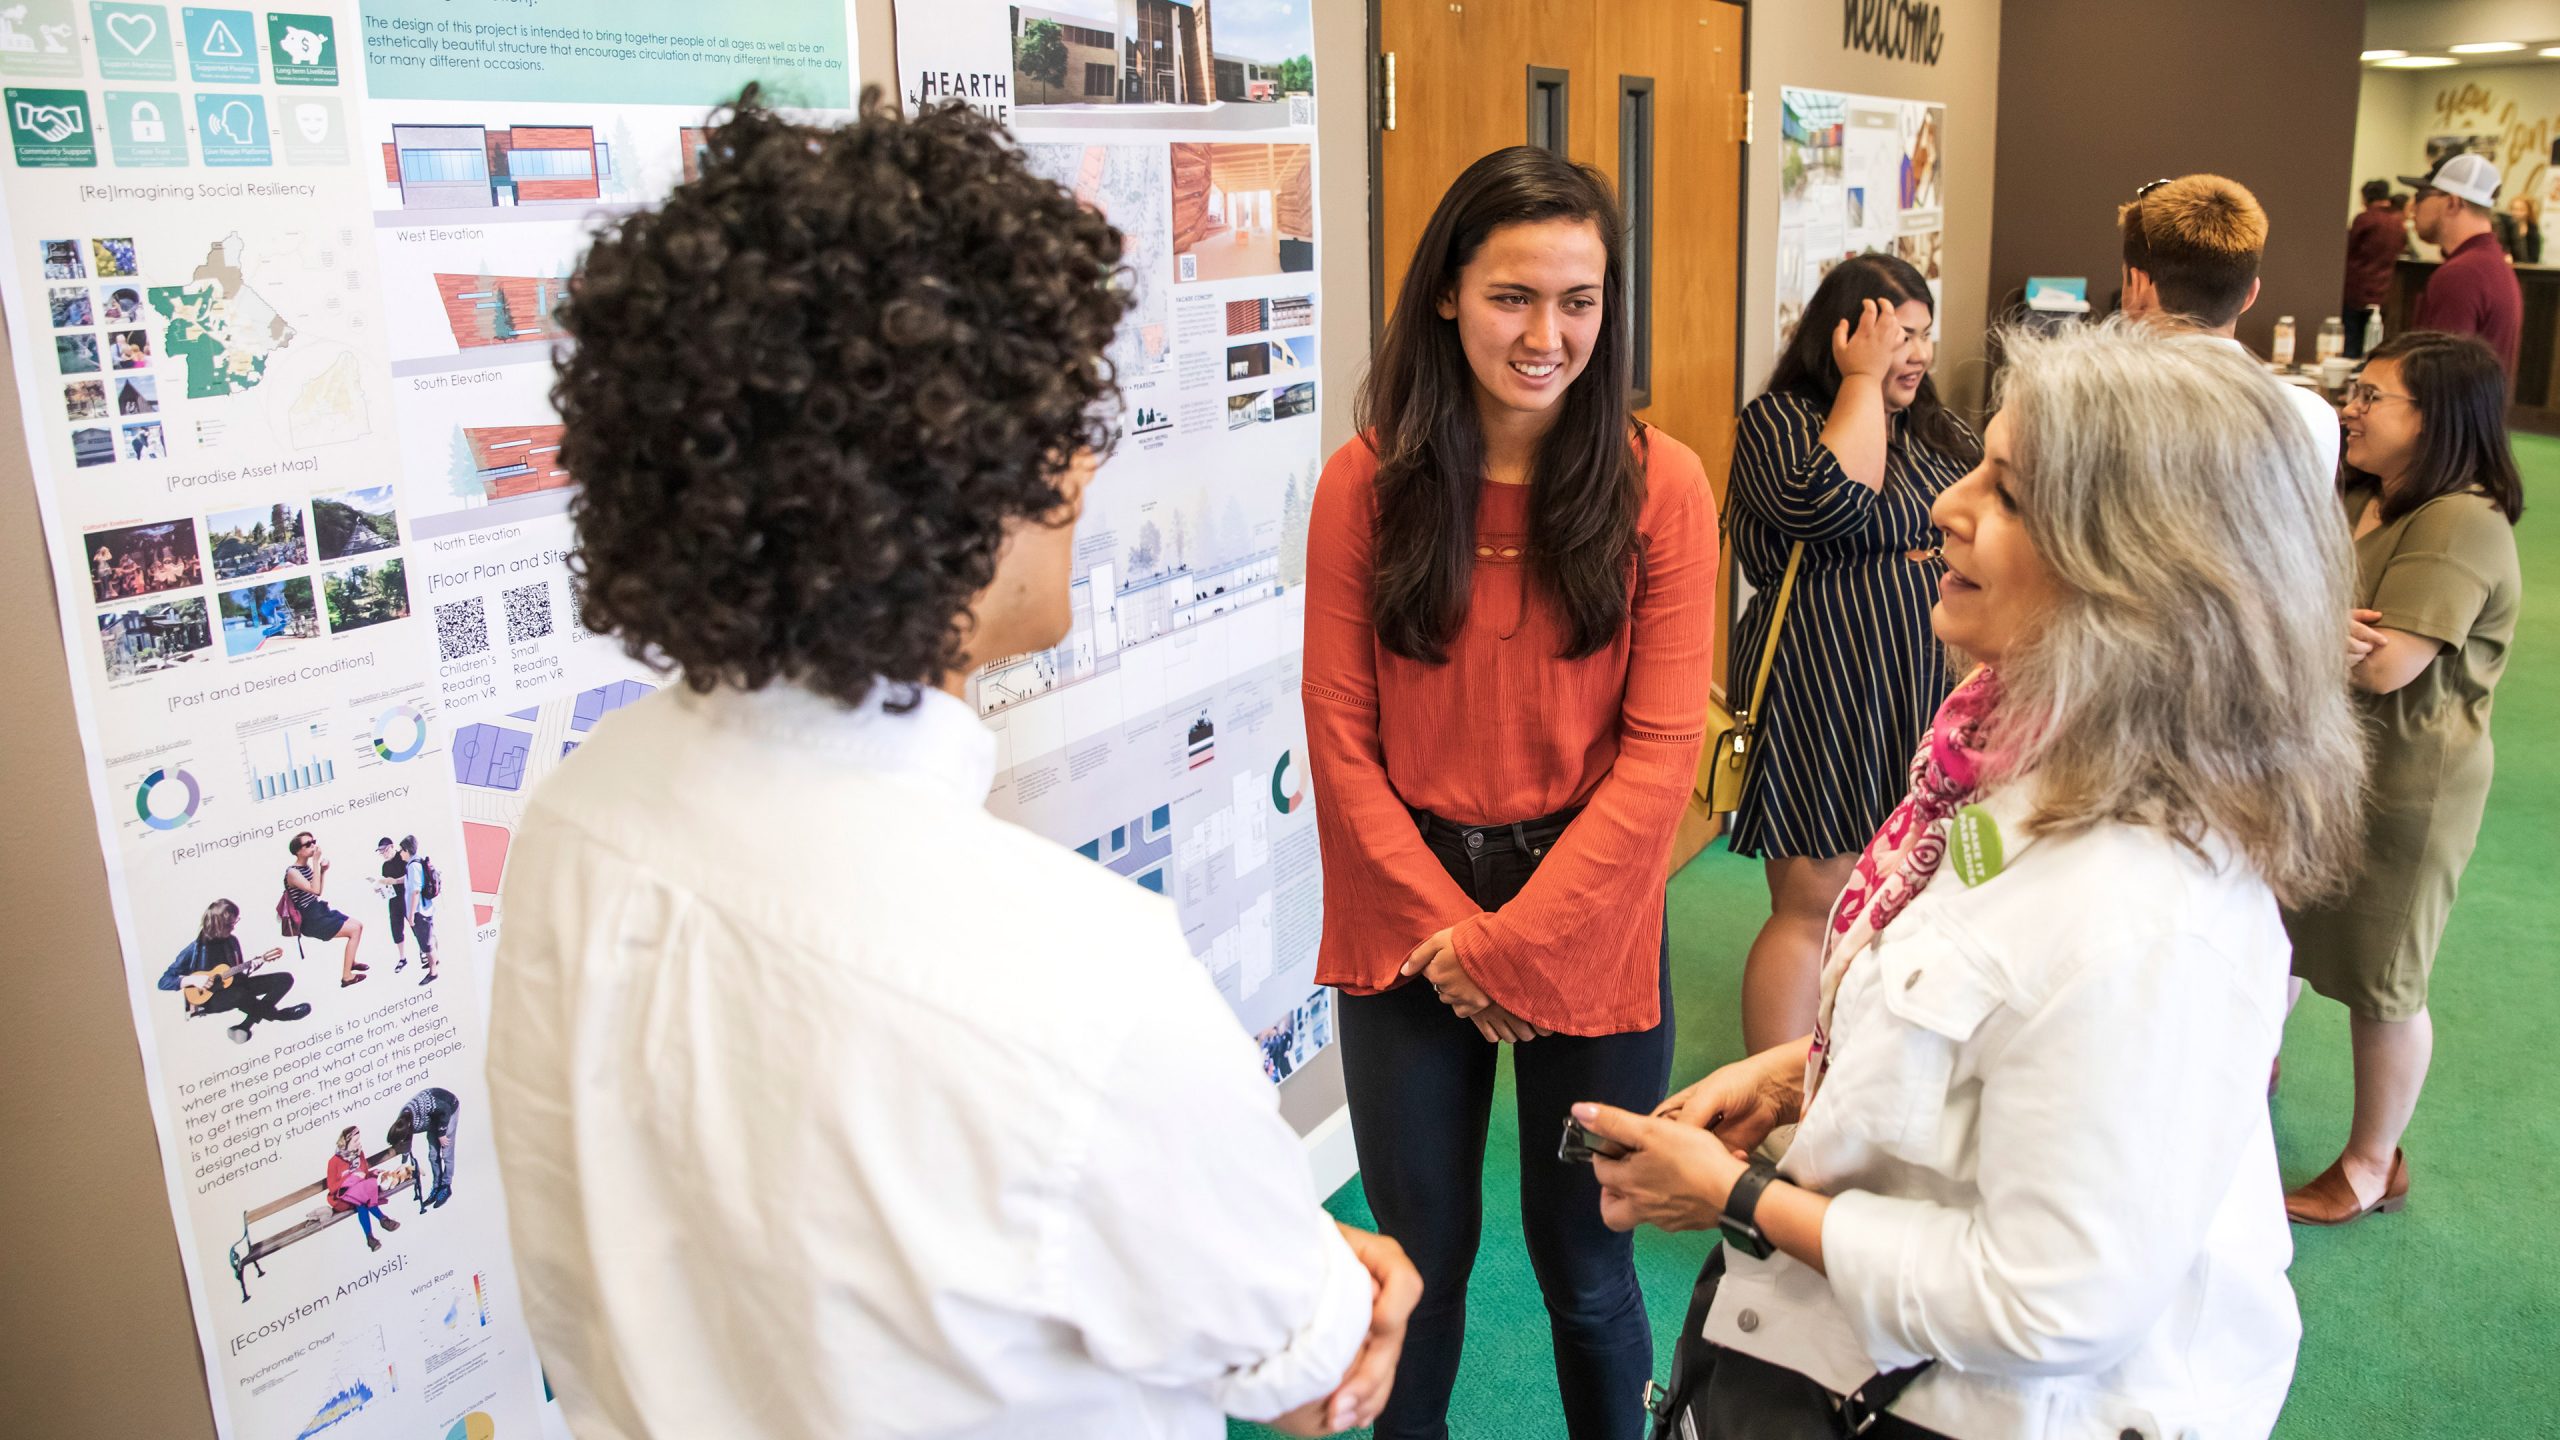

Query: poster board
(0, 4), (858, 1435)
(890, 0), (1338, 1092)
(1775, 86), (1945, 348)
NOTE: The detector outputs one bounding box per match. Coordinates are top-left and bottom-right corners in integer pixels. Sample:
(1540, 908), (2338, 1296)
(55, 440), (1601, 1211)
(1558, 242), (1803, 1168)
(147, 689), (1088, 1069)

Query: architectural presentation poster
(891, 0), (1335, 1080)
(0, 3), (857, 1436)
(1775, 86), (1944, 348)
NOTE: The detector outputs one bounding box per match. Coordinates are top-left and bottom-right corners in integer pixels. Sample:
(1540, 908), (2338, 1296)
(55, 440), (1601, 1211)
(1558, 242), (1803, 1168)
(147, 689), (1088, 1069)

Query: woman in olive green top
(2284, 331), (2525, 1226)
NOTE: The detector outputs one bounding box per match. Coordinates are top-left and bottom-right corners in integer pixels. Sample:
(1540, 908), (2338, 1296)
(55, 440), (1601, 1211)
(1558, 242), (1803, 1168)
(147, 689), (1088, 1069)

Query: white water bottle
(2363, 306), (2385, 354)
(2271, 315), (2297, 369)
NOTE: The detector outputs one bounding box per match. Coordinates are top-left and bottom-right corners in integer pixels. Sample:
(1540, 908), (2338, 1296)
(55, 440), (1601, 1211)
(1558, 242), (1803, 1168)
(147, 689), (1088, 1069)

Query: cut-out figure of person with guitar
(157, 898), (310, 1044)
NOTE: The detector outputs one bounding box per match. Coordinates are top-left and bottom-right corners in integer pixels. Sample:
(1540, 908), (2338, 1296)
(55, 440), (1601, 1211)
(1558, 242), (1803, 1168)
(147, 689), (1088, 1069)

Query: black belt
(1409, 804), (1583, 861)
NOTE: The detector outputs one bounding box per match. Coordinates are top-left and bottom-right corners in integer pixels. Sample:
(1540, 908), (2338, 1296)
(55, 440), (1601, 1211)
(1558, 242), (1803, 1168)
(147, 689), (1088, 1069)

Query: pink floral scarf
(1806, 665), (2005, 1101)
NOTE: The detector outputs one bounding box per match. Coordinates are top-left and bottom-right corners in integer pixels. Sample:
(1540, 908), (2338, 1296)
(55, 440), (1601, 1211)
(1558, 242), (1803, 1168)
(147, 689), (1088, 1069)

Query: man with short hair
(398, 834), (438, 985)
(487, 89), (1418, 1440)
(2119, 173), (2340, 474)
(2342, 179), (2406, 358)
(375, 836), (412, 972)
(2400, 153), (2523, 374)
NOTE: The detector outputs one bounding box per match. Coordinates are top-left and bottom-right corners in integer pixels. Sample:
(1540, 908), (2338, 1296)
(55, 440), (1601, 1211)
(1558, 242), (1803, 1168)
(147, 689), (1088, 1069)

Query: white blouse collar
(677, 678), (996, 805)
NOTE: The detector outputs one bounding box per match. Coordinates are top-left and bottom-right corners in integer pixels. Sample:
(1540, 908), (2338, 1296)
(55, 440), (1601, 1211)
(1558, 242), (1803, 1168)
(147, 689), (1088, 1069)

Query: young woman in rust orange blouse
(1302, 146), (1716, 1440)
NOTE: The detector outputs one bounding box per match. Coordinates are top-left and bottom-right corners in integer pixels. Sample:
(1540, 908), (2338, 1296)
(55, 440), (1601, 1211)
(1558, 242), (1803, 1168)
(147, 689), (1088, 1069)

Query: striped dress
(1724, 389), (1974, 859)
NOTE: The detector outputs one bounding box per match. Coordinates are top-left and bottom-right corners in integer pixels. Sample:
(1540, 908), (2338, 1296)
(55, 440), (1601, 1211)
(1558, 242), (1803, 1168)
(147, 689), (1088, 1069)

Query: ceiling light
(2541, 46), (2560, 57)
(2448, 41), (2525, 53)
(2375, 55), (2461, 68)
(2360, 49), (2407, 61)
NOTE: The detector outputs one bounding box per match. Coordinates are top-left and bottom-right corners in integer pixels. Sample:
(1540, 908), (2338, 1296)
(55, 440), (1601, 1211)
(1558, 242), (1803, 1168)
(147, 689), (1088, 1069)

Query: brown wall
(1740, 0), (2006, 417)
(1989, 0), (2368, 358)
(0, 322), (220, 1437)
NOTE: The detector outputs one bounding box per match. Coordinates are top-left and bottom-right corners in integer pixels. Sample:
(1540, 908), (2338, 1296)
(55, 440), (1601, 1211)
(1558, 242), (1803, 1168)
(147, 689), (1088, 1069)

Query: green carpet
(1243, 433), (2560, 1438)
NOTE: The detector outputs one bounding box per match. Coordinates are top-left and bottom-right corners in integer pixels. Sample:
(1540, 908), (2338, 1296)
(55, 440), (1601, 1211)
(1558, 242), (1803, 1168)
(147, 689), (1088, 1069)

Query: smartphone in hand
(1557, 1115), (1630, 1164)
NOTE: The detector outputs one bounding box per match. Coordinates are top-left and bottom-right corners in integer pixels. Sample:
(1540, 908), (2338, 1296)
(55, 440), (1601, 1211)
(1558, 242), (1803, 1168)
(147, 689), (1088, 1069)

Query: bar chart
(242, 717), (336, 801)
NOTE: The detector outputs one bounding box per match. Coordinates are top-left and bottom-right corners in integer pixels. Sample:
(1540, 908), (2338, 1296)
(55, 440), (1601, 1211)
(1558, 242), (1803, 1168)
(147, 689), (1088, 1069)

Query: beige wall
(0, 2), (1369, 1432)
(0, 322), (221, 1435)
(2351, 67), (2424, 223)
(2401, 61), (2560, 217)
(2349, 60), (2560, 256)
(2365, 0), (2560, 54)
(1742, 0), (2004, 417)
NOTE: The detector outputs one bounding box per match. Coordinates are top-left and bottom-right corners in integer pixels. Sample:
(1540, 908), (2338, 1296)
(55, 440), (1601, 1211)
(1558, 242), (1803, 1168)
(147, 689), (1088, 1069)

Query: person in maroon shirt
(2400, 153), (2523, 373)
(2342, 179), (2406, 358)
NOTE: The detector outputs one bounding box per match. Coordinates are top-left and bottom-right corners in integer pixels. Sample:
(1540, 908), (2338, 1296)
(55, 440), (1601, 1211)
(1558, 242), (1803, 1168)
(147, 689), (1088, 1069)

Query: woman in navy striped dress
(1726, 254), (1979, 1051)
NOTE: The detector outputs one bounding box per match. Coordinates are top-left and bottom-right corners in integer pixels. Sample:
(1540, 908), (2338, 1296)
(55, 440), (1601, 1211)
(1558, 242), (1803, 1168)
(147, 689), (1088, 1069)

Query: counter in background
(2385, 259), (2560, 435)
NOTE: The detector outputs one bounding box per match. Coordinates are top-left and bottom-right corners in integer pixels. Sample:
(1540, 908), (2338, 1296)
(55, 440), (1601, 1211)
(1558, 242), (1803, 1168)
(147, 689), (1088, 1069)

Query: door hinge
(1736, 89), (1753, 145)
(1380, 51), (1398, 131)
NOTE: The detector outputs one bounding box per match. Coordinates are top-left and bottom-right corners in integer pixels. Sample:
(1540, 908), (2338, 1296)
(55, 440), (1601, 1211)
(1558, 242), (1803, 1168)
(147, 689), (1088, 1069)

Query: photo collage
(83, 372), (413, 685)
(1223, 292), (1316, 432)
(41, 233), (162, 468)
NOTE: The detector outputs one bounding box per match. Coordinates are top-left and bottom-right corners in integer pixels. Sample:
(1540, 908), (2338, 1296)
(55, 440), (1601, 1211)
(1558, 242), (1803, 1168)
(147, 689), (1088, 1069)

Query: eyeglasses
(2340, 382), (2416, 412)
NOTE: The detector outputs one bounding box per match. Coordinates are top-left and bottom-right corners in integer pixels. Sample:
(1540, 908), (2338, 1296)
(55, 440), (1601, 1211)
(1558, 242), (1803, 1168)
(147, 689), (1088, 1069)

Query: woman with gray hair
(1567, 322), (2364, 1438)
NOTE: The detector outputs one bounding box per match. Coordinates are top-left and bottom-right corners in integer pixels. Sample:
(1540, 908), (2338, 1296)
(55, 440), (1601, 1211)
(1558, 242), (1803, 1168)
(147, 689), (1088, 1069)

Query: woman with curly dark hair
(487, 88), (1417, 1440)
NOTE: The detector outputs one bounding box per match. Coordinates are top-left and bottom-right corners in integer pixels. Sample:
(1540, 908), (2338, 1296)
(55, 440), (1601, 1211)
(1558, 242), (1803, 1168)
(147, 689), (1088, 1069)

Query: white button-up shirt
(1706, 785), (2300, 1439)
(487, 682), (1371, 1439)
(2217, 335), (2342, 480)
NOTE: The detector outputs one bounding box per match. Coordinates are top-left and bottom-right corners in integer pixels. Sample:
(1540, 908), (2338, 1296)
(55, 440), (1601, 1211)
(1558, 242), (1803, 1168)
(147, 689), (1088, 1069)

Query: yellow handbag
(1671, 542), (1804, 867)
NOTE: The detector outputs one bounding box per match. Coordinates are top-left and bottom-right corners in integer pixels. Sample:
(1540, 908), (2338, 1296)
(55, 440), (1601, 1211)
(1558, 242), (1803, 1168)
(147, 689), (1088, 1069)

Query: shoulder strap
(1838, 1360), (1936, 1434)
(1743, 543), (1805, 721)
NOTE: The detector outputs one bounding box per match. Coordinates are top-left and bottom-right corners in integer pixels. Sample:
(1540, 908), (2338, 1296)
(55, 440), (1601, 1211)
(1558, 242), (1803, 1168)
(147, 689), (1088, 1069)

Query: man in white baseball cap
(2397, 152), (2522, 372)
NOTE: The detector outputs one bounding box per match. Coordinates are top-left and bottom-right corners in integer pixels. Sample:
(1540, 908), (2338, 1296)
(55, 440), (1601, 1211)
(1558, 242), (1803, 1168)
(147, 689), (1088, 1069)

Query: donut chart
(372, 704), (429, 763)
(1271, 750), (1307, 814)
(134, 766), (201, 831)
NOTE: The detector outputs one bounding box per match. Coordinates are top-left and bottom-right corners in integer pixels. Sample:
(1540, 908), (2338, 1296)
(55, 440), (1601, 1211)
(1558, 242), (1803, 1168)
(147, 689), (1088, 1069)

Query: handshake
(13, 99), (85, 145)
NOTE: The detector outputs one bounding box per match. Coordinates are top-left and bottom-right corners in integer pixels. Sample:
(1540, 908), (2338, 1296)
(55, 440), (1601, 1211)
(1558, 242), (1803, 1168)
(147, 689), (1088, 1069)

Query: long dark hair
(197, 898), (239, 943)
(1767, 253), (1979, 464)
(1356, 147), (1640, 663)
(2351, 331), (2524, 524)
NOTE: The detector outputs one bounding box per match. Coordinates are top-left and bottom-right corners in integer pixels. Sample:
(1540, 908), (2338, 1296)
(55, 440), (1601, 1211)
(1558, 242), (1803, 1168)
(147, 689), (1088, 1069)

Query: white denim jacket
(488, 682), (1370, 1440)
(1705, 784), (2300, 1439)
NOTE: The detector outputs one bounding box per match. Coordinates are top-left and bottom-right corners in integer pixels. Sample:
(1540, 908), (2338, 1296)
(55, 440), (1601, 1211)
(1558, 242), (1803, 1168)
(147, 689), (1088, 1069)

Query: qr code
(1178, 253), (1198, 282)
(434, 597), (489, 661)
(1289, 97), (1314, 128)
(503, 581), (554, 644)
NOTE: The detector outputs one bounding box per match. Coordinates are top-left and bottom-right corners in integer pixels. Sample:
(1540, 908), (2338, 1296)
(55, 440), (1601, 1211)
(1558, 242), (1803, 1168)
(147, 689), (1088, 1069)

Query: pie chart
(372, 703), (428, 762)
(1271, 750), (1307, 814)
(134, 766), (200, 831)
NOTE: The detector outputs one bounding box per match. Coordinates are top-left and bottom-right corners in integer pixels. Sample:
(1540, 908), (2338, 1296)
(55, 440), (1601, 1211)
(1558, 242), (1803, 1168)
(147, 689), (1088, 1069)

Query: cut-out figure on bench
(159, 898), (309, 1044)
(388, 1087), (459, 1211)
(327, 1126), (401, 1252)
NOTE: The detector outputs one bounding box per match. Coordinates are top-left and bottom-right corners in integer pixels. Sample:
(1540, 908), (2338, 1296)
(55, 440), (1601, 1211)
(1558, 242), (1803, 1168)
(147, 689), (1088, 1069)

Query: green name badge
(1950, 804), (2004, 887)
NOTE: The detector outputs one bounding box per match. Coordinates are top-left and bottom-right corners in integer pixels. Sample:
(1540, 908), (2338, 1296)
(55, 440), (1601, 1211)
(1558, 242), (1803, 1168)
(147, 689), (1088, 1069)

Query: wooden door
(1374, 0), (1747, 681)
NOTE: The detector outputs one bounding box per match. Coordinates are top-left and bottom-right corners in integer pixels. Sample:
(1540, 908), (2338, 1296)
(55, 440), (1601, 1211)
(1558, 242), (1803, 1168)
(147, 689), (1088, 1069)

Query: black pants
(1340, 808), (1674, 1440)
(198, 973), (295, 1026)
(402, 1088), (461, 1207)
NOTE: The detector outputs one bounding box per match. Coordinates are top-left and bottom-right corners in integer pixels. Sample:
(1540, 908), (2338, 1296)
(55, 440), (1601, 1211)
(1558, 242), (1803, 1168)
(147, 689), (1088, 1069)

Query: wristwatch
(1720, 1160), (1781, 1260)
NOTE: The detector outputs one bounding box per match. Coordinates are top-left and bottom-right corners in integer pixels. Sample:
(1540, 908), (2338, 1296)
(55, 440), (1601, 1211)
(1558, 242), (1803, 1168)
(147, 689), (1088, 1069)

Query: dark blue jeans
(1339, 808), (1674, 1440)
